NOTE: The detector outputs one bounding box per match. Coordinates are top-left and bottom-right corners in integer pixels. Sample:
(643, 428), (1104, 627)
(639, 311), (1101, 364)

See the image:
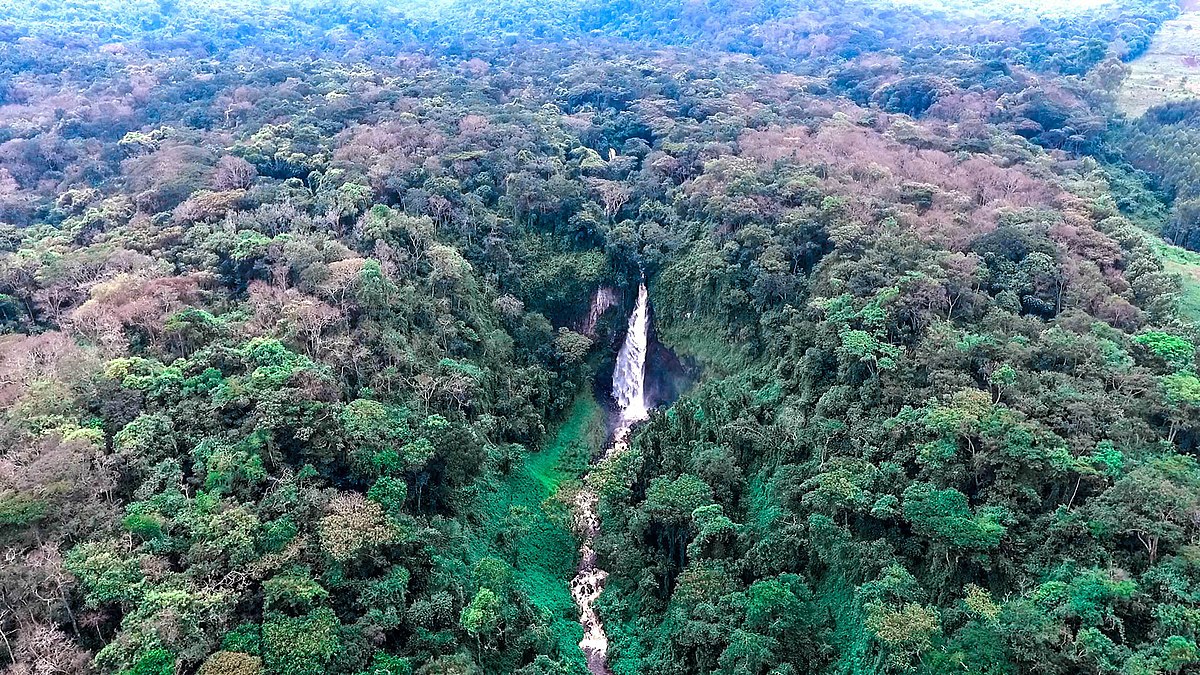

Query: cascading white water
(570, 281), (652, 675)
(611, 283), (650, 426)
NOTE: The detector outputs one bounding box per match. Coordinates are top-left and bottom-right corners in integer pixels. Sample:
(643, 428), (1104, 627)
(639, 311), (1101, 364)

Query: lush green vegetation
(0, 0), (1197, 674)
(1113, 103), (1200, 251)
(468, 394), (606, 668)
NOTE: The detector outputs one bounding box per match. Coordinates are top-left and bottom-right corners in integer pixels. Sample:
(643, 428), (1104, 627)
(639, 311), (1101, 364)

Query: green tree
(262, 608), (340, 675)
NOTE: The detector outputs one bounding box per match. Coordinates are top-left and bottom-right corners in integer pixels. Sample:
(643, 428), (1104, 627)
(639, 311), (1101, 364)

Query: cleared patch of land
(1118, 4), (1200, 117)
(1158, 241), (1200, 322)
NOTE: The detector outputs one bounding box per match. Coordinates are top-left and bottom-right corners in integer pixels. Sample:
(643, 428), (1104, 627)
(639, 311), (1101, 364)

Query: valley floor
(1118, 1), (1200, 117)
(472, 394), (607, 671)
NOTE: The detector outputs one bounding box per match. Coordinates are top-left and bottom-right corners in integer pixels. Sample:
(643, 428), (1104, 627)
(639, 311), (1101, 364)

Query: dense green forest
(0, 0), (1199, 674)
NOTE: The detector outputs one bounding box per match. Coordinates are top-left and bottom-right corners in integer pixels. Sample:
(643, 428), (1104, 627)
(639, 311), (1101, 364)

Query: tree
(198, 651), (263, 675)
(865, 603), (941, 670)
(460, 588), (503, 653)
(1133, 332), (1196, 371)
(902, 483), (1009, 556)
(262, 609), (340, 675)
(212, 156), (258, 191)
(641, 474), (714, 588)
(319, 493), (398, 561)
(1089, 454), (1200, 564)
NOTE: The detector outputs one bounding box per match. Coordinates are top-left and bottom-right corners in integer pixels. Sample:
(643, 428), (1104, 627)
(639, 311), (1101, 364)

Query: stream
(570, 282), (651, 675)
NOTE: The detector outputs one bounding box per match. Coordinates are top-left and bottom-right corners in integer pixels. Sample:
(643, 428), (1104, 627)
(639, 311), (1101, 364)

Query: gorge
(570, 281), (652, 675)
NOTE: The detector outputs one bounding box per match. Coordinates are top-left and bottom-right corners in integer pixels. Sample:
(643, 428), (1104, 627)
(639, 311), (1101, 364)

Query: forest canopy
(0, 1), (1198, 674)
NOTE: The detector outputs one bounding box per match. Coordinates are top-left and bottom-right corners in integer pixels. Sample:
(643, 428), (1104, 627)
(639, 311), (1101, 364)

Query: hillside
(1118, 0), (1200, 117)
(1159, 242), (1200, 320)
(0, 1), (1197, 675)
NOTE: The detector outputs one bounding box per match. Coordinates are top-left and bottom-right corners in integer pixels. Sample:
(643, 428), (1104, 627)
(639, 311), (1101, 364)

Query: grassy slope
(654, 318), (754, 376)
(1118, 2), (1200, 117)
(1156, 240), (1200, 322)
(471, 394), (606, 669)
(1101, 165), (1200, 323)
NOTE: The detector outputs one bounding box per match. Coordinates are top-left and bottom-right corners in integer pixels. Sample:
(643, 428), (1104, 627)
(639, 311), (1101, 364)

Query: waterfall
(611, 282), (650, 426)
(571, 280), (652, 675)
